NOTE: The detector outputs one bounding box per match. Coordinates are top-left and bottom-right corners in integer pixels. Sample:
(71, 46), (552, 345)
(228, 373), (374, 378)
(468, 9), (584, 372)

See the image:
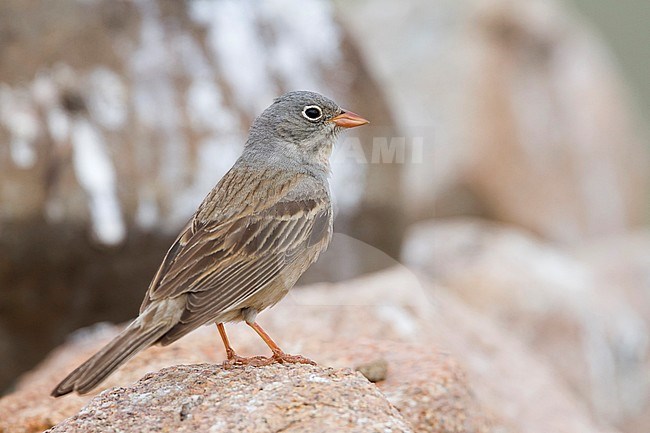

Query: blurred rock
(354, 358), (388, 382)
(574, 230), (650, 323)
(0, 0), (401, 391)
(403, 218), (650, 431)
(339, 0), (649, 240)
(573, 231), (650, 433)
(45, 364), (414, 433)
(0, 267), (613, 433)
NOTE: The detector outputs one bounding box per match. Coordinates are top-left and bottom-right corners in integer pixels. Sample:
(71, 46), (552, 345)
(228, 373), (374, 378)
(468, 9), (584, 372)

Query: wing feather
(140, 171), (332, 345)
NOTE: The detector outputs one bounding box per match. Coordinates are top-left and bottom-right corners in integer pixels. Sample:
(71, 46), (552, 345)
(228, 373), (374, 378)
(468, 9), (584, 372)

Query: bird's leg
(246, 321), (316, 365)
(216, 323), (238, 361)
(216, 323), (269, 368)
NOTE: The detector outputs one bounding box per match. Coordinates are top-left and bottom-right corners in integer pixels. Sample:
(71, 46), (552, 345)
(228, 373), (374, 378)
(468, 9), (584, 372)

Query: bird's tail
(51, 318), (171, 397)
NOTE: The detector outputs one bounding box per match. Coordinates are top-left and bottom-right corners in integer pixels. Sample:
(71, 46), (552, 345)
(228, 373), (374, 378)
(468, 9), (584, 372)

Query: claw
(270, 350), (316, 365)
(222, 351), (316, 368)
(222, 354), (270, 369)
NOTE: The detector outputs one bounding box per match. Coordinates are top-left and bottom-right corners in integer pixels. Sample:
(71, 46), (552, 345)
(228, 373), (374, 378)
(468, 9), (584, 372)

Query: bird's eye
(302, 105), (323, 121)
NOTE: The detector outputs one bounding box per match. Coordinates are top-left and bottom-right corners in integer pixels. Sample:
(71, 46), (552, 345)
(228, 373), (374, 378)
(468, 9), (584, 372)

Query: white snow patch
(71, 118), (126, 245)
(10, 137), (37, 168)
(189, 0), (275, 113)
(47, 107), (70, 143)
(26, 70), (71, 144)
(88, 67), (128, 130)
(135, 190), (160, 230)
(167, 136), (241, 226)
(173, 32), (239, 133)
(260, 0), (342, 89)
(196, 136), (241, 186)
(173, 32), (212, 78)
(31, 72), (58, 107)
(190, 0), (342, 105)
(0, 84), (40, 168)
(187, 78), (235, 132)
(131, 0), (187, 229)
(169, 31), (244, 227)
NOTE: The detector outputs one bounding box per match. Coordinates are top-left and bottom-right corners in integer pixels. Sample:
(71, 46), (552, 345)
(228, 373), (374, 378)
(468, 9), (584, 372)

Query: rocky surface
(1, 267), (613, 433)
(573, 231), (650, 433)
(403, 218), (650, 432)
(44, 364), (413, 433)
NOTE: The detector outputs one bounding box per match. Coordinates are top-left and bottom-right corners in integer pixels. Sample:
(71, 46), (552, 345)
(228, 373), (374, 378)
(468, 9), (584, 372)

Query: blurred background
(0, 0), (648, 432)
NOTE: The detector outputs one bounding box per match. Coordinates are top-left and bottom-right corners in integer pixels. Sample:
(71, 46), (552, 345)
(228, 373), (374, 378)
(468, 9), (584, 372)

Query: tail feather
(51, 321), (170, 397)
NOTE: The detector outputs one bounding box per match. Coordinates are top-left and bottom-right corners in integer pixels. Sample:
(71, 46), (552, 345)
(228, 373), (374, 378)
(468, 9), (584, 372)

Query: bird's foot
(268, 350), (317, 366)
(222, 348), (316, 368)
(222, 346), (270, 369)
(222, 353), (270, 369)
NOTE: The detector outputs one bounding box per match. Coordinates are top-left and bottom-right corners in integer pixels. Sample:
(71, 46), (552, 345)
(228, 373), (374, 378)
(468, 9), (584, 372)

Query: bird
(51, 91), (369, 397)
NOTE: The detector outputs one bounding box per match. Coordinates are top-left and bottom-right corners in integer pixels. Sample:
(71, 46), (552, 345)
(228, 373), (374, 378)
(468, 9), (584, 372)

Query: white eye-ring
(302, 105), (323, 122)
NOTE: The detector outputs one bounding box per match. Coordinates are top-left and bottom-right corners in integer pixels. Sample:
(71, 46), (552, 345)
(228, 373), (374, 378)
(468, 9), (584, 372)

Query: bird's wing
(139, 176), (331, 333)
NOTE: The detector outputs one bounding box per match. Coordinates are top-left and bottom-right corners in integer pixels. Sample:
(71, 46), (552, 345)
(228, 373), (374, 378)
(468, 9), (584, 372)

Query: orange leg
(246, 321), (316, 366)
(215, 323), (270, 368)
(216, 323), (237, 360)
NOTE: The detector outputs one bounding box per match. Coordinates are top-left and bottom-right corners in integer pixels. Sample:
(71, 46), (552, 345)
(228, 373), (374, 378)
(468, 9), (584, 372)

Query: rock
(43, 364), (413, 433)
(340, 0), (649, 240)
(573, 231), (650, 433)
(354, 358), (388, 383)
(344, 343), (499, 433)
(574, 230), (650, 323)
(0, 267), (612, 433)
(403, 218), (649, 430)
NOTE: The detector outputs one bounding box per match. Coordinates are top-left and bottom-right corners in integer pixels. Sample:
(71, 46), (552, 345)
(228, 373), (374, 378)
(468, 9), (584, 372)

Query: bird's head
(245, 91), (368, 170)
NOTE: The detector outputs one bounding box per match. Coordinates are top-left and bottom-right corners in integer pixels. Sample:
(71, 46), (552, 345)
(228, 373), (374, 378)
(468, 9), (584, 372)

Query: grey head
(242, 91), (368, 175)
